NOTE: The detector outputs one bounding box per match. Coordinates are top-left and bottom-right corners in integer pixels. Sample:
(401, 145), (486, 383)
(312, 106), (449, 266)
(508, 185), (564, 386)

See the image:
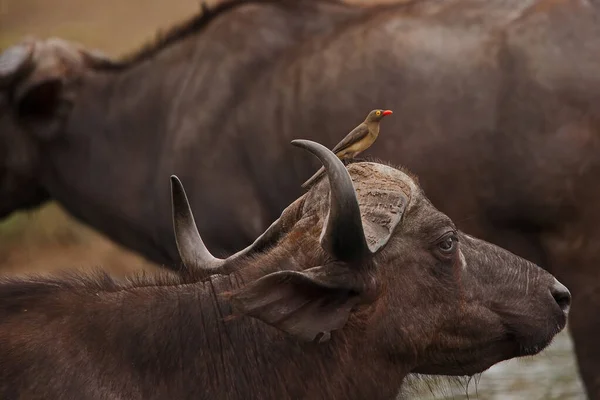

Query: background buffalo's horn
(0, 42), (34, 87)
(291, 140), (370, 262)
(170, 175), (224, 271)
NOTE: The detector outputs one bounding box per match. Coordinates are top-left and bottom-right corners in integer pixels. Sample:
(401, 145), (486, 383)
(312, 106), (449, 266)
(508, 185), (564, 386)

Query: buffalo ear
(0, 42), (67, 140)
(15, 76), (70, 141)
(230, 265), (373, 342)
(355, 182), (410, 254)
(2, 37), (114, 141)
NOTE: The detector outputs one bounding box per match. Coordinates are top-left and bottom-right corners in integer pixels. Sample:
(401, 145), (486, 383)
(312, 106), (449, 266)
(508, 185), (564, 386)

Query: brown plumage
(301, 109), (393, 189)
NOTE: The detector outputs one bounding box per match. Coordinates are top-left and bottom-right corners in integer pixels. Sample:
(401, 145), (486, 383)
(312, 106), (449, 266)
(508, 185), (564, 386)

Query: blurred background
(0, 0), (588, 398)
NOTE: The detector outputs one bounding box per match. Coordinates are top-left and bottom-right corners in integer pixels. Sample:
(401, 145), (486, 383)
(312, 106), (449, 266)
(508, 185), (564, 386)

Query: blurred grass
(0, 204), (84, 250)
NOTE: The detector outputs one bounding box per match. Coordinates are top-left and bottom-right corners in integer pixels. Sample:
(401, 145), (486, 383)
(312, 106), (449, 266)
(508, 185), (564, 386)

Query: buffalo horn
(170, 176), (224, 271)
(291, 139), (370, 262)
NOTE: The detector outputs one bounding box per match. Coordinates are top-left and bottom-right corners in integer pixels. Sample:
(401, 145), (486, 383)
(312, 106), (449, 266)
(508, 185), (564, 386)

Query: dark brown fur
(109, 0), (351, 69)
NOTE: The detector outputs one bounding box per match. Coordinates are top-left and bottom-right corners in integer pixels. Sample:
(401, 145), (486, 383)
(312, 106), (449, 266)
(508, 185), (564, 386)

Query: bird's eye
(376, 110), (381, 116)
(437, 234), (458, 255)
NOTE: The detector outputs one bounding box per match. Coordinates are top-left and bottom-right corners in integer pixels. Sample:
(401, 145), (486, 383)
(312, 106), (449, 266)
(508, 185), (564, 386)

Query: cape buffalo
(0, 140), (570, 399)
(0, 0), (598, 395)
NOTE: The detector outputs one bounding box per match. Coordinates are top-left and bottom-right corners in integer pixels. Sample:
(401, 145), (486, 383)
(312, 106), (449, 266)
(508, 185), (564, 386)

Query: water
(403, 329), (586, 399)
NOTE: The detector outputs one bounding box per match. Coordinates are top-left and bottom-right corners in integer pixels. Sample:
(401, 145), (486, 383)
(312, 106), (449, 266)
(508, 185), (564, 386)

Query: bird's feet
(344, 157), (367, 165)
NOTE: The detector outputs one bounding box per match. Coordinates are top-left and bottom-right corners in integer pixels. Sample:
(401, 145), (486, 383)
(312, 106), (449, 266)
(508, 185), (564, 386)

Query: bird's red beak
(382, 110), (393, 116)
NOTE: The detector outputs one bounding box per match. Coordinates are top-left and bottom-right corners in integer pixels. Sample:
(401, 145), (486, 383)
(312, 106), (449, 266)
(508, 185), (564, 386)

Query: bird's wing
(331, 124), (369, 155)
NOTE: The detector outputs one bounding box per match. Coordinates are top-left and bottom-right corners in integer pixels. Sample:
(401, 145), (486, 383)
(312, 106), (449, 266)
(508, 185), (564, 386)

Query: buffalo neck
(143, 272), (405, 399)
(35, 1), (365, 267)
(0, 265), (407, 399)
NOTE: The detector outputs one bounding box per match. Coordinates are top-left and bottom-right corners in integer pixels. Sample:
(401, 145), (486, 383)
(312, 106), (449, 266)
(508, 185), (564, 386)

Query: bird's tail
(301, 166), (326, 190)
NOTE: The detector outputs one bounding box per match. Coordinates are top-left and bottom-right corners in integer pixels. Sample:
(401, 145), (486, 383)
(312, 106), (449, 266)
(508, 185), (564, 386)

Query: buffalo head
(171, 139), (570, 376)
(0, 38), (111, 218)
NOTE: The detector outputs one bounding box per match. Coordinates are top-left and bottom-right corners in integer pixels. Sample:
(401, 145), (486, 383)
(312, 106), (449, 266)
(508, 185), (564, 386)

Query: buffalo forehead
(347, 163), (415, 196)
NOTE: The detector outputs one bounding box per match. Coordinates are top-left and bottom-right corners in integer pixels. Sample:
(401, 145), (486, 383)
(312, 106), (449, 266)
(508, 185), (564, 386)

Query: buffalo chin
(413, 324), (564, 377)
(504, 304), (567, 357)
(509, 321), (565, 358)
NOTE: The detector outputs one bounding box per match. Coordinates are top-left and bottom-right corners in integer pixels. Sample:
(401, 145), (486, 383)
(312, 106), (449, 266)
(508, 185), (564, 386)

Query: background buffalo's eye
(437, 234), (458, 254)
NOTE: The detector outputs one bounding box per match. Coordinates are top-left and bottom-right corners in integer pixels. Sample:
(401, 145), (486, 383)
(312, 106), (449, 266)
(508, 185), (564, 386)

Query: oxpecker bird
(301, 109), (393, 189)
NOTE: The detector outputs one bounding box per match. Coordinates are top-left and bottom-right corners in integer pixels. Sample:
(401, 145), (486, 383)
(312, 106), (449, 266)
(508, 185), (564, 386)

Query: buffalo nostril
(550, 279), (571, 314)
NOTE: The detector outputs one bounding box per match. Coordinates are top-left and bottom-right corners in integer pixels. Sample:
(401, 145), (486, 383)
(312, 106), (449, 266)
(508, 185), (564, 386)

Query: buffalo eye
(437, 233), (458, 256)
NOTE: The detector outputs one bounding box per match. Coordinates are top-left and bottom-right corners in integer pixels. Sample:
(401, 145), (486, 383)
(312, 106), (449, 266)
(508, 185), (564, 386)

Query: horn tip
(291, 139), (324, 153)
(290, 139), (307, 147)
(170, 176), (185, 201)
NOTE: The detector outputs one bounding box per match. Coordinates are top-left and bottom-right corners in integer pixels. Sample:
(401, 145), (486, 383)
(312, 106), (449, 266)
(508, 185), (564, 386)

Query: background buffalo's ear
(1, 37), (114, 141)
(229, 265), (375, 342)
(14, 74), (70, 141)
